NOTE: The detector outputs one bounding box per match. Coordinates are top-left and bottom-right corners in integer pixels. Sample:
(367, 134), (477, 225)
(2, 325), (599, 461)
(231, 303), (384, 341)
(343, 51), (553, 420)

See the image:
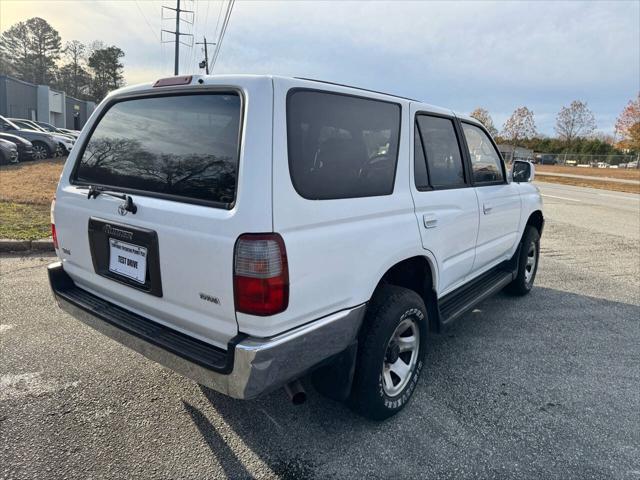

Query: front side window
(287, 90), (401, 200)
(416, 115), (465, 188)
(74, 93), (242, 206)
(461, 123), (504, 184)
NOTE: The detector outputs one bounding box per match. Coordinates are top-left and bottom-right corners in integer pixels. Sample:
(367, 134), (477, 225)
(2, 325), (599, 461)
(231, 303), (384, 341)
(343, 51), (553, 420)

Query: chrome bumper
(48, 262), (365, 399)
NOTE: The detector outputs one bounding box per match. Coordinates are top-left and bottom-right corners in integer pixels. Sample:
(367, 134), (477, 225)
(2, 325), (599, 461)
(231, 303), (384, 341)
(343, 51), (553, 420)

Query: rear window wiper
(82, 185), (138, 214)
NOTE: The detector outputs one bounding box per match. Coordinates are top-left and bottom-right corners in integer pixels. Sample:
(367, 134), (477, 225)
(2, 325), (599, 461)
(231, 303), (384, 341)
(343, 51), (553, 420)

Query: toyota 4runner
(49, 75), (543, 420)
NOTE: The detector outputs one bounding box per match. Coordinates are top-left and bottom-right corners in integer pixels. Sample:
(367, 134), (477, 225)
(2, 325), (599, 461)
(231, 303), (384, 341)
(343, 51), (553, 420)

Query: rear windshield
(74, 93), (242, 206)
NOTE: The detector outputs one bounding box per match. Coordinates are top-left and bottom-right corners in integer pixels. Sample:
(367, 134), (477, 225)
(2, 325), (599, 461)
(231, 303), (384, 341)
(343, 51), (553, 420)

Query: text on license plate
(108, 238), (148, 284)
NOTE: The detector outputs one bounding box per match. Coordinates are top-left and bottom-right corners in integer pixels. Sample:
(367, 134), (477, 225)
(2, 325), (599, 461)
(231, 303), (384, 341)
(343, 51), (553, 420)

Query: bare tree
(555, 100), (596, 145)
(501, 107), (537, 145)
(470, 107), (498, 137)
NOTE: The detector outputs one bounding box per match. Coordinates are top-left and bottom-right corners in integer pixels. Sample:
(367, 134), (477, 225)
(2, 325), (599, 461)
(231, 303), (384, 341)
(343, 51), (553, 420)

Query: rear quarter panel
(237, 78), (428, 338)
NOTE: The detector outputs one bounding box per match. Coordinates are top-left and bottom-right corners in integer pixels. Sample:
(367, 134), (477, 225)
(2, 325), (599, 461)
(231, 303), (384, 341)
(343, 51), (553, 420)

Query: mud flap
(311, 341), (358, 402)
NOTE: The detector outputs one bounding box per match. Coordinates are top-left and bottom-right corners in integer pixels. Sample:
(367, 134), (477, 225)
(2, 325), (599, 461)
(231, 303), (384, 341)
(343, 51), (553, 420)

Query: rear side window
(287, 90), (401, 200)
(74, 93), (242, 206)
(461, 123), (504, 184)
(416, 115), (465, 188)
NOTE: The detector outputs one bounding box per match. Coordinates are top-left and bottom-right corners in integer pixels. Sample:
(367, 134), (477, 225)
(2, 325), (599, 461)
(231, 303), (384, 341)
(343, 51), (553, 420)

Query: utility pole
(174, 0), (180, 75)
(196, 37), (216, 75)
(162, 0), (194, 75)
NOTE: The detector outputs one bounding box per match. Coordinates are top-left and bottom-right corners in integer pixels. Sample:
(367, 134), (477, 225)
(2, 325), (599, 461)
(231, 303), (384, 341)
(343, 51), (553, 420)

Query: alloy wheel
(32, 144), (48, 160)
(524, 241), (537, 284)
(381, 316), (420, 397)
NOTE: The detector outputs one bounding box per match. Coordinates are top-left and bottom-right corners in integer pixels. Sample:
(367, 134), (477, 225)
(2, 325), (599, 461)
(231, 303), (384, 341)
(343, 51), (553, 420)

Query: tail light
(234, 233), (289, 316)
(51, 198), (59, 250)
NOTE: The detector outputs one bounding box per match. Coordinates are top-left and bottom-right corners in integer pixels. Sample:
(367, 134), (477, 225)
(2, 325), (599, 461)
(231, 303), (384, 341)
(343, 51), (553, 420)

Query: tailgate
(53, 81), (273, 349)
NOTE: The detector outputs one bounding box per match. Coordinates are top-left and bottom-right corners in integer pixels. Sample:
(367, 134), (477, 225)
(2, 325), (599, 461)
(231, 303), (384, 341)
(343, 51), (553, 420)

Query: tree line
(470, 95), (640, 155)
(0, 17), (125, 103)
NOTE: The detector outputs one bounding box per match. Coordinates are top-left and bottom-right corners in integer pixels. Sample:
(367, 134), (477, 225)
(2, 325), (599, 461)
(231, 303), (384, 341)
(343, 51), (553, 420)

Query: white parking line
(541, 194), (582, 202)
(596, 193), (640, 201)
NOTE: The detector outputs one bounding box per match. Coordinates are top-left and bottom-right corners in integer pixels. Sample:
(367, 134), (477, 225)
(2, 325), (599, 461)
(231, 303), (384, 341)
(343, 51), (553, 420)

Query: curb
(0, 238), (54, 253)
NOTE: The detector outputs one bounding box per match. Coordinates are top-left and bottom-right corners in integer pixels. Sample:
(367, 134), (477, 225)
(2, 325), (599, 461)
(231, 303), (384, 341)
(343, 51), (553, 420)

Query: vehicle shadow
(185, 287), (640, 479)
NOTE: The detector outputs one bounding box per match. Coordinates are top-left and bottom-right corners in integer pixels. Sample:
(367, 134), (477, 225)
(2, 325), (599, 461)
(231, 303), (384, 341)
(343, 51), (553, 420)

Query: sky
(1, 0), (638, 135)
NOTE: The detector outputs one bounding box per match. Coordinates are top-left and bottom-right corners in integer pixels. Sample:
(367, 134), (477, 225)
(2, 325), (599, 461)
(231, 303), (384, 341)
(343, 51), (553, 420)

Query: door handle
(423, 214), (438, 229)
(483, 204), (493, 215)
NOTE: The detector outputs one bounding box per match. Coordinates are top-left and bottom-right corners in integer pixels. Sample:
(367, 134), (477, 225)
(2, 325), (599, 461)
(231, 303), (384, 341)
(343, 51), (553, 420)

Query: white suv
(49, 75), (543, 420)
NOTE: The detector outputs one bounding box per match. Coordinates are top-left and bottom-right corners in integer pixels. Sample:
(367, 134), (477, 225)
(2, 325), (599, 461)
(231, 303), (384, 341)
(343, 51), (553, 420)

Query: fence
(529, 153), (640, 169)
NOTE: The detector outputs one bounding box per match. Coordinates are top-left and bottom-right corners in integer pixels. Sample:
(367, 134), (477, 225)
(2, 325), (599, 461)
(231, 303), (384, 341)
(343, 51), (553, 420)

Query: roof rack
(294, 77), (420, 102)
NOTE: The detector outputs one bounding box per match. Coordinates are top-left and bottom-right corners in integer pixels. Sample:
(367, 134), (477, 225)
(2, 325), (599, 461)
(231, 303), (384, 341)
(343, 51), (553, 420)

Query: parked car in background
(59, 128), (81, 138)
(0, 132), (33, 161)
(0, 115), (59, 160)
(0, 138), (19, 165)
(8, 118), (75, 155)
(32, 120), (81, 139)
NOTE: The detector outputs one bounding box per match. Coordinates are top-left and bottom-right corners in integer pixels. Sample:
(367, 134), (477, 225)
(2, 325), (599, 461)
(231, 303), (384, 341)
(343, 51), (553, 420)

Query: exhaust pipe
(284, 380), (307, 405)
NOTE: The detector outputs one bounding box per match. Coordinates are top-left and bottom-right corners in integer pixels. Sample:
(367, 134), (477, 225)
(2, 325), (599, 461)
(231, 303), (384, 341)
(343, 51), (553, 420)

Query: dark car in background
(0, 116), (59, 160)
(0, 138), (19, 165)
(536, 154), (558, 165)
(0, 132), (33, 161)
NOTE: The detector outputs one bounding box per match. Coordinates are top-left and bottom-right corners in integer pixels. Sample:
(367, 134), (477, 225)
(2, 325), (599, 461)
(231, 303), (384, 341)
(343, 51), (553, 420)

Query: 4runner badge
(199, 293), (221, 305)
(103, 224), (134, 241)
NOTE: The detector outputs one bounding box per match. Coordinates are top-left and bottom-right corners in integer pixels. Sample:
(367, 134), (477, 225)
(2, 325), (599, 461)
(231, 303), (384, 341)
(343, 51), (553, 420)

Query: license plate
(108, 238), (148, 284)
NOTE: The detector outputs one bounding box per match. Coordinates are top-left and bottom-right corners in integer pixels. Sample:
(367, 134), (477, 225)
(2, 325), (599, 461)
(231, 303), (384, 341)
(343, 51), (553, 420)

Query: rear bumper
(48, 262), (365, 399)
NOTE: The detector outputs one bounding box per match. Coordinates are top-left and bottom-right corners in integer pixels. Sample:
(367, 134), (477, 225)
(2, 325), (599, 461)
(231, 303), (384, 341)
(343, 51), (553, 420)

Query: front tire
(349, 285), (427, 420)
(505, 226), (540, 296)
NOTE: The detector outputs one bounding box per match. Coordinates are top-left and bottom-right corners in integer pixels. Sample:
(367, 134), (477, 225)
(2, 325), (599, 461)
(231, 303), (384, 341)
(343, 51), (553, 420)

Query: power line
(188, 0), (199, 73)
(203, 0), (211, 27)
(134, 0), (160, 41)
(209, 0), (235, 73)
(212, 0), (224, 40)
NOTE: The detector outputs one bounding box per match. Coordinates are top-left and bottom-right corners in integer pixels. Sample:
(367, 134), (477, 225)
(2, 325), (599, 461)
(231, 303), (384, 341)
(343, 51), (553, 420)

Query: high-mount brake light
(234, 233), (289, 316)
(153, 76), (192, 87)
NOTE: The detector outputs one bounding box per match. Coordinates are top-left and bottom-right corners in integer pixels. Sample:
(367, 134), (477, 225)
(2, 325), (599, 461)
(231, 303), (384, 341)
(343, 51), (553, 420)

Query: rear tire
(349, 285), (427, 421)
(505, 226), (540, 296)
(31, 141), (50, 160)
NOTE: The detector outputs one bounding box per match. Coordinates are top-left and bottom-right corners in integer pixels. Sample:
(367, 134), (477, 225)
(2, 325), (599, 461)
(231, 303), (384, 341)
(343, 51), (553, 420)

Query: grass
(535, 164), (640, 180)
(0, 201), (51, 240)
(0, 158), (63, 240)
(535, 176), (640, 194)
(0, 158), (65, 205)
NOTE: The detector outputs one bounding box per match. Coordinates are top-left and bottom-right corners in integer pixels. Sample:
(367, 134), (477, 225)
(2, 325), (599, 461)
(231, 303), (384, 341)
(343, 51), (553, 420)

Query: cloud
(1, 0), (638, 134)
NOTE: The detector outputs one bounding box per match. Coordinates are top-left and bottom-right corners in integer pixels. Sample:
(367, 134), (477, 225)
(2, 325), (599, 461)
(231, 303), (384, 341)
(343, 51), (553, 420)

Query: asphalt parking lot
(1, 182), (639, 479)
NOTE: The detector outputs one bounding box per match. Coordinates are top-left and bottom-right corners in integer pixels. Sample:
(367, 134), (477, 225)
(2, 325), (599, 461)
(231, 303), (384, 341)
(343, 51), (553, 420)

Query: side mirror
(512, 160), (535, 183)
